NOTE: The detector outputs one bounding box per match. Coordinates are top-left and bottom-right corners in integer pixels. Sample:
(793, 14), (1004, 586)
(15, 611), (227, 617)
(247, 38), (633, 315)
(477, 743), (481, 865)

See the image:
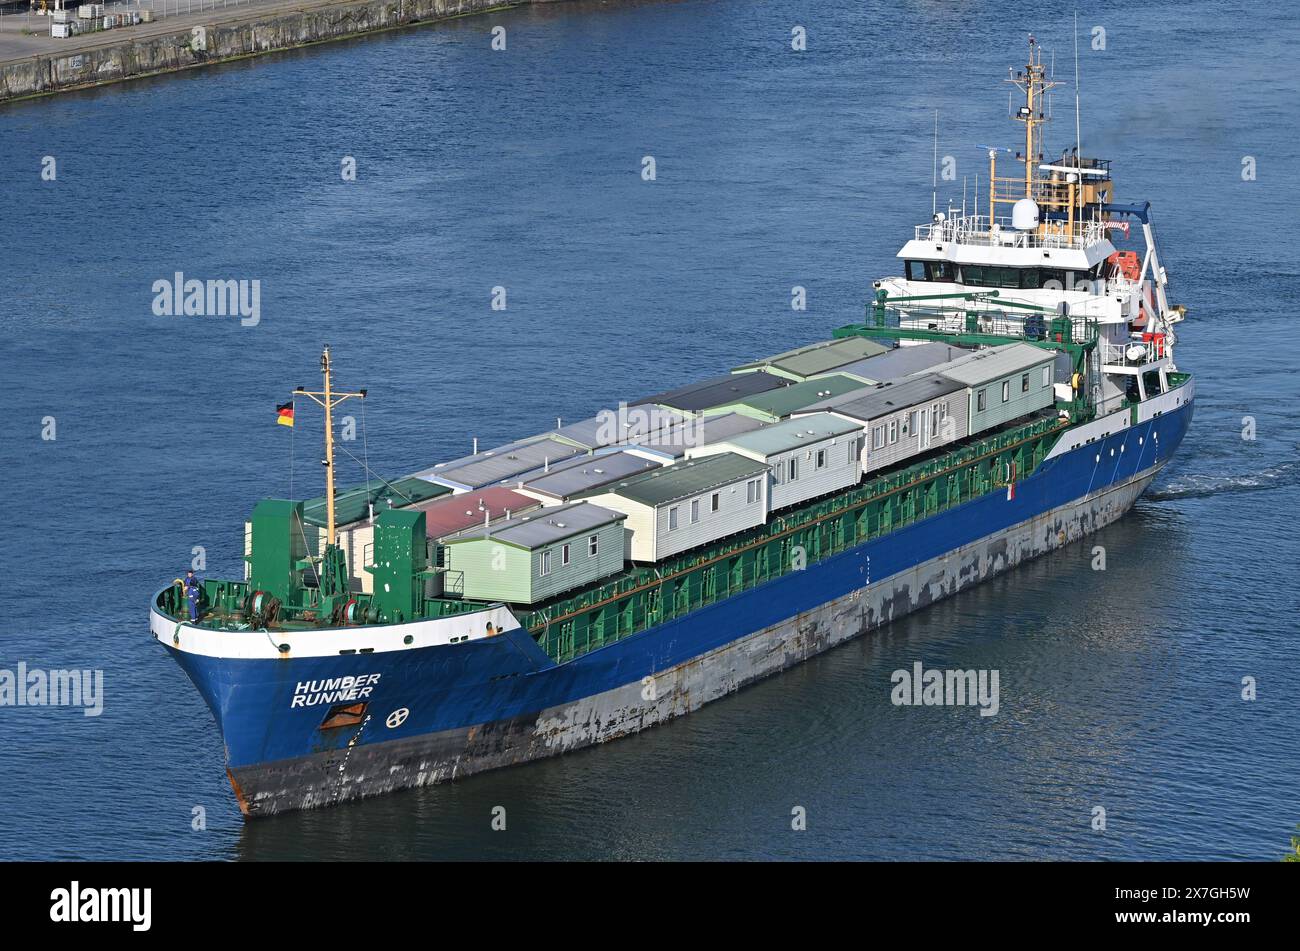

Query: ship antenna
(293, 345), (368, 547)
(1073, 11), (1083, 161)
(931, 109), (939, 217)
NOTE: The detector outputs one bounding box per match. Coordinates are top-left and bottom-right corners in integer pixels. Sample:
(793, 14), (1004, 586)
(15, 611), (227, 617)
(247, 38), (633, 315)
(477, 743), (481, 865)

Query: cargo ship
(152, 40), (1192, 816)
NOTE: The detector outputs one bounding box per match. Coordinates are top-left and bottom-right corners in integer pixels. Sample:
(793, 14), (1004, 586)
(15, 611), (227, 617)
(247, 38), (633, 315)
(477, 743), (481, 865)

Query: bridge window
(906, 260), (956, 282)
(961, 265), (1020, 289)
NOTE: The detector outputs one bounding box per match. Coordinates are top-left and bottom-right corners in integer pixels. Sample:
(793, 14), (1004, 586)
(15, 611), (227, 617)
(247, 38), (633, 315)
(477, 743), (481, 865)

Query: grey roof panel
(715, 374), (869, 419)
(415, 435), (584, 489)
(443, 501), (625, 548)
(825, 342), (973, 384)
(551, 415), (623, 450)
(803, 373), (965, 423)
(704, 412), (861, 457)
(635, 371), (787, 413)
(590, 452), (769, 508)
(932, 343), (1055, 386)
(521, 451), (663, 500)
(631, 412), (768, 459)
(551, 405), (691, 450)
(734, 337), (892, 378)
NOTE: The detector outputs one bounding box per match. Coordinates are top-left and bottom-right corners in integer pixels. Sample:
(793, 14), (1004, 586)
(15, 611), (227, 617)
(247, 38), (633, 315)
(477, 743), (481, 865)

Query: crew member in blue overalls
(183, 569), (202, 622)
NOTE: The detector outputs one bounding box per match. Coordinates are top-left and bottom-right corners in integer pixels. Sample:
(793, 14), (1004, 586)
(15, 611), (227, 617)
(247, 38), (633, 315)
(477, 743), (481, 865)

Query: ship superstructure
(151, 41), (1194, 817)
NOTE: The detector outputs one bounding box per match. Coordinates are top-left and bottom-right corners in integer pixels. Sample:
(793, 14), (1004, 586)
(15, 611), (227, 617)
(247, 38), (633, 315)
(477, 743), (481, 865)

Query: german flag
(276, 401), (295, 427)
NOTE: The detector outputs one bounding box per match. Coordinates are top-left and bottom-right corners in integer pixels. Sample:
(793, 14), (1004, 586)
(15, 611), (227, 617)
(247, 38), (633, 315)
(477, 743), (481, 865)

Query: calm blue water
(1, 0), (1297, 860)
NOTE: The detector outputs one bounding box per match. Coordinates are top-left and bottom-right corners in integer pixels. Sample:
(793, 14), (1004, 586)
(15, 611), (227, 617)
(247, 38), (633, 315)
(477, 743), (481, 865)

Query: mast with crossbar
(293, 346), (367, 548)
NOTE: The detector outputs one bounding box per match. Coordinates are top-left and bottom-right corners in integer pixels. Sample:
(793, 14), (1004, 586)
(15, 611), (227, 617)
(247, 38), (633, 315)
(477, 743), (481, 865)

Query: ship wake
(1145, 459), (1300, 502)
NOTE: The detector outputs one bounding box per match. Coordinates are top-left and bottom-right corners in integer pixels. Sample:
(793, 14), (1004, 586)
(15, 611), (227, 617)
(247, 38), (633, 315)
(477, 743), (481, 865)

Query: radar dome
(1011, 198), (1040, 231)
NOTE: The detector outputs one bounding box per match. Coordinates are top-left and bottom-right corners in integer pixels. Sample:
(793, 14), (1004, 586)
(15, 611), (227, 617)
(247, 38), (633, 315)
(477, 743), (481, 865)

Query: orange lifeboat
(1109, 250), (1141, 281)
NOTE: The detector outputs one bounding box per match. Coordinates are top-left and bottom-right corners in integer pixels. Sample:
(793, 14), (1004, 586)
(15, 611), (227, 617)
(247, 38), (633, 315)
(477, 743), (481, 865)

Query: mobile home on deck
(576, 453), (769, 562)
(685, 412), (862, 511)
(440, 501), (627, 605)
(800, 373), (969, 474)
(931, 342), (1057, 436)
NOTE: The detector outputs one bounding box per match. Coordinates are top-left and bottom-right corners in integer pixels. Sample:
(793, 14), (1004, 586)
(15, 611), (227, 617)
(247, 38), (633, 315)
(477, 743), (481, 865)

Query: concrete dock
(0, 0), (552, 102)
(0, 2), (294, 64)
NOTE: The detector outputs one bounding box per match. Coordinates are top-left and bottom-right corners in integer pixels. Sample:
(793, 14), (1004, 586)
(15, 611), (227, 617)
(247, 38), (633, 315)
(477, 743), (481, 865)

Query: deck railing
(913, 214), (1107, 250)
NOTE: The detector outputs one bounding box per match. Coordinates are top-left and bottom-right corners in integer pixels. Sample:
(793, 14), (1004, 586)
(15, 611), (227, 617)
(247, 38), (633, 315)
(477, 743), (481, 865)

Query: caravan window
(977, 389), (987, 412)
(668, 506), (679, 531)
(1021, 373), (1030, 393)
(539, 550), (552, 577)
(1002, 381), (1010, 402)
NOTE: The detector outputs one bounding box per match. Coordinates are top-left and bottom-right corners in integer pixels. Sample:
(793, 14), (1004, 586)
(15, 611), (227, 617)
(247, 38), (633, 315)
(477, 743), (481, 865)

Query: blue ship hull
(163, 399), (1192, 814)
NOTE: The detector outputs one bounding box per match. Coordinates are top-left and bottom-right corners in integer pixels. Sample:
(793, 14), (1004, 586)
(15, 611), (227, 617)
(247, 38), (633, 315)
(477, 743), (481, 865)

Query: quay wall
(0, 0), (564, 102)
